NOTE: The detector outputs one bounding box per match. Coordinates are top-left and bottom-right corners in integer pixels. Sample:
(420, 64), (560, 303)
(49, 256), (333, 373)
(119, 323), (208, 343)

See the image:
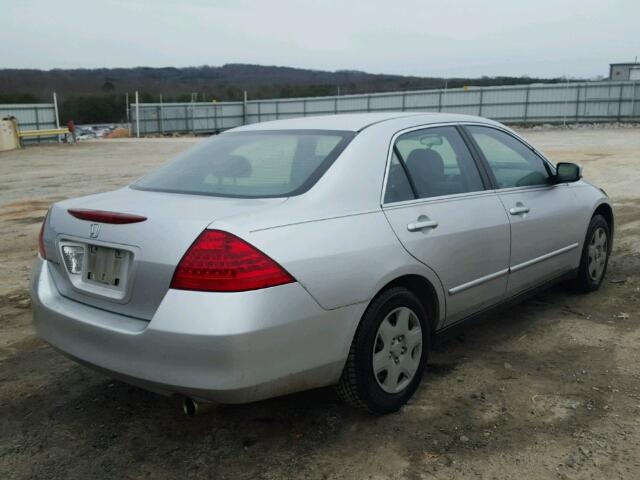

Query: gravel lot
(1, 128), (639, 479)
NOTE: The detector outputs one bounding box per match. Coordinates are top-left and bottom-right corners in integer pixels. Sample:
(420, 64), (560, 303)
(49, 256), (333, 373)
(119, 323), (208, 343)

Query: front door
(464, 125), (583, 295)
(382, 125), (511, 326)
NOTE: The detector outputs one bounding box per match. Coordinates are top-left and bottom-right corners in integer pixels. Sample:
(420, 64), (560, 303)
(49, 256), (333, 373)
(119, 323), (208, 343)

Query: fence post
(214, 104), (218, 132)
(257, 102), (261, 123)
(442, 81), (448, 112)
(617, 83), (624, 121)
(583, 84), (590, 120)
(52, 92), (60, 128)
(135, 91), (140, 138)
(401, 93), (406, 111)
(34, 106), (40, 144)
(192, 102), (196, 134)
(523, 86), (530, 122)
(562, 81), (571, 127)
(125, 92), (130, 135)
(367, 94), (371, 112)
(334, 97), (338, 114)
(631, 81), (637, 120)
(275, 101), (279, 120)
(243, 90), (248, 125)
(575, 85), (581, 122)
(478, 88), (484, 116)
(438, 90), (442, 112)
(53, 92), (61, 143)
(159, 95), (164, 134)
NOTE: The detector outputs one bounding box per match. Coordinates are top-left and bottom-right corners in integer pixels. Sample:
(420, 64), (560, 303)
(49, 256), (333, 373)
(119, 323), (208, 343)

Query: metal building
(609, 62), (640, 81)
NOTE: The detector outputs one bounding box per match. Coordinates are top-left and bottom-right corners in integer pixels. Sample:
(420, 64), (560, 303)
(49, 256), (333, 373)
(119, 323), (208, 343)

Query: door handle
(407, 220), (439, 232)
(509, 205), (530, 215)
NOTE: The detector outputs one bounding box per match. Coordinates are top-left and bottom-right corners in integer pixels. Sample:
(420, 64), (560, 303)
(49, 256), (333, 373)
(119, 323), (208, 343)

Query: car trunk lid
(42, 187), (286, 320)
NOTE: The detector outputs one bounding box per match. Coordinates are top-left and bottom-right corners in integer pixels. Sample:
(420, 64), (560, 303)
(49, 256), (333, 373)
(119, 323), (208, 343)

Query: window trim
(380, 122), (491, 207)
(458, 123), (556, 191)
(456, 124), (497, 188)
(391, 145), (418, 200)
(383, 188), (499, 210)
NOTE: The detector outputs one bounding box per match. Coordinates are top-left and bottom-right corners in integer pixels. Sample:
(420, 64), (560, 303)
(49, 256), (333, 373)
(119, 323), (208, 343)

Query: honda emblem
(89, 223), (101, 239)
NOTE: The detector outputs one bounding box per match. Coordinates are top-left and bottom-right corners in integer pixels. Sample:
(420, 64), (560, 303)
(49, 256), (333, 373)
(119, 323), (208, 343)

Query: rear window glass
(132, 130), (354, 198)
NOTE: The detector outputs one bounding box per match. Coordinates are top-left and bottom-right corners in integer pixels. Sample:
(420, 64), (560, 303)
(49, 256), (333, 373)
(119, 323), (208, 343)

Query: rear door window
(387, 126), (485, 201)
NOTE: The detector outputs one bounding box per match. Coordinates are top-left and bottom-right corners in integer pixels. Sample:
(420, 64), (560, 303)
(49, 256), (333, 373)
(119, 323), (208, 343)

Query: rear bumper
(30, 257), (364, 403)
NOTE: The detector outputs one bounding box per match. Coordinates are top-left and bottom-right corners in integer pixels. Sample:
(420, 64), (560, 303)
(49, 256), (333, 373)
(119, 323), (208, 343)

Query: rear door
(382, 125), (510, 326)
(462, 125), (583, 295)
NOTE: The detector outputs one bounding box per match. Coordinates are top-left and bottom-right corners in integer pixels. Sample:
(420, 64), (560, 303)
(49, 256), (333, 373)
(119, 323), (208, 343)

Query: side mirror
(555, 162), (582, 183)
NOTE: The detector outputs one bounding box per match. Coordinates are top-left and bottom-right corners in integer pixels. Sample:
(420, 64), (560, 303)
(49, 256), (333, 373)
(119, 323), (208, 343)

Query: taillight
(171, 230), (295, 292)
(38, 212), (48, 259)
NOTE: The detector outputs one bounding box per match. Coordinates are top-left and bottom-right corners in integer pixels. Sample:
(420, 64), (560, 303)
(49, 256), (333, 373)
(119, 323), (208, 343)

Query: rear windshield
(132, 130), (355, 198)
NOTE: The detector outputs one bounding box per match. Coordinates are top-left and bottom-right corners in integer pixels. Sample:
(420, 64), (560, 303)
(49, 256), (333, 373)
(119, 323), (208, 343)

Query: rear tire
(574, 214), (611, 292)
(336, 287), (430, 413)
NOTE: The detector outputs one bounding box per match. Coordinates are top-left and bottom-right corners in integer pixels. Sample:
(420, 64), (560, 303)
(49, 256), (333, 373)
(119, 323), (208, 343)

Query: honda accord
(31, 112), (613, 413)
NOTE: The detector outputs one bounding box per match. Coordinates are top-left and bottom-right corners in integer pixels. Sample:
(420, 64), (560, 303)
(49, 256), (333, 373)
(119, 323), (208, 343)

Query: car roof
(230, 112), (498, 133)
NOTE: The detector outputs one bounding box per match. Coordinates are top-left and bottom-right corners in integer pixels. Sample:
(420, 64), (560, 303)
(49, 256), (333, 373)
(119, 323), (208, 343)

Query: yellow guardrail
(17, 127), (70, 138)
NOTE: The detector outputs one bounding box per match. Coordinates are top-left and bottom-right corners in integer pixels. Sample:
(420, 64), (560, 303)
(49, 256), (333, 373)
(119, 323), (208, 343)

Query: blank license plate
(86, 245), (130, 286)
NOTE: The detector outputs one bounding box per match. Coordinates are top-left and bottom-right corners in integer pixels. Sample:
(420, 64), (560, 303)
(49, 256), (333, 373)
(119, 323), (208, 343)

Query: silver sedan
(31, 113), (613, 413)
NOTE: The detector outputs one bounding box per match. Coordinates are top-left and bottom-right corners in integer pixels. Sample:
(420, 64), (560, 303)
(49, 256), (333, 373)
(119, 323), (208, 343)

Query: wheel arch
(371, 274), (441, 335)
(593, 202), (614, 239)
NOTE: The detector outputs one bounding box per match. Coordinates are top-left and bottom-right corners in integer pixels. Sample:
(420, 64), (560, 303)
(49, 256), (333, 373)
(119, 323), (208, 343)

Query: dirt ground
(1, 129), (639, 479)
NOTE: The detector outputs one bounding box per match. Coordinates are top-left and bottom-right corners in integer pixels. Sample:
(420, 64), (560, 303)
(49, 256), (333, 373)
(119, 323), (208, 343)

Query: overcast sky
(1, 0), (638, 78)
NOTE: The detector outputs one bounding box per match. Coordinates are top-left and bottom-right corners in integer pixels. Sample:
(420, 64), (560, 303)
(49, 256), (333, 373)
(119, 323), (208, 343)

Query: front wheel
(574, 214), (611, 292)
(336, 287), (430, 413)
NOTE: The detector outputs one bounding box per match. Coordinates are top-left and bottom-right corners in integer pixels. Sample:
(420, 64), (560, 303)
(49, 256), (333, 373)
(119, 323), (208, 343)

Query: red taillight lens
(171, 230), (295, 292)
(38, 212), (48, 259)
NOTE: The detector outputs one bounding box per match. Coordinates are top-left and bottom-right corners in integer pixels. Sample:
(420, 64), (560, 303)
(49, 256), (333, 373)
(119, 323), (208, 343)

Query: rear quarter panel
(233, 211), (445, 318)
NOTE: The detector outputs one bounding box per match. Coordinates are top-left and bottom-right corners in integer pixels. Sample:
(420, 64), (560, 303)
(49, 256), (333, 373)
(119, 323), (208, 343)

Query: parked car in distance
(75, 128), (98, 141)
(31, 113), (613, 413)
(91, 128), (108, 138)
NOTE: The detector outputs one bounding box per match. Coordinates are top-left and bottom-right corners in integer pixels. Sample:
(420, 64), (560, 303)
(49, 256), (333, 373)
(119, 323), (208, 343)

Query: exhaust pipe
(182, 397), (216, 417)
